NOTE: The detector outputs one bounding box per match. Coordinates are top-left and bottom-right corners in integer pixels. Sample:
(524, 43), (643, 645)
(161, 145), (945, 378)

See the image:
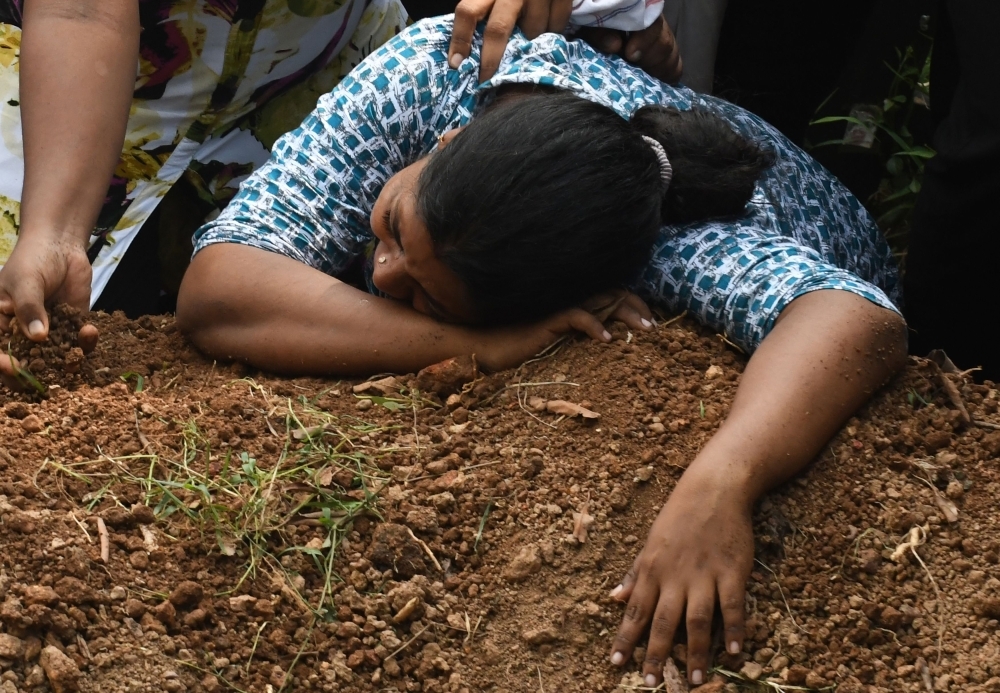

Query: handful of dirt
(3, 304), (100, 396)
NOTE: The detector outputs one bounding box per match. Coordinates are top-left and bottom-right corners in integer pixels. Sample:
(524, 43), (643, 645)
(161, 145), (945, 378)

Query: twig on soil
(974, 419), (1000, 430)
(474, 500), (493, 551)
(931, 364), (972, 425)
(386, 624), (429, 661)
(467, 613), (483, 643)
(716, 332), (745, 354)
(754, 559), (809, 634)
(892, 525), (944, 664)
(133, 411), (153, 450)
(915, 657), (934, 692)
(176, 659), (249, 693)
(67, 512), (93, 544)
(97, 517), (110, 563)
(405, 526), (443, 572)
(536, 665), (545, 693)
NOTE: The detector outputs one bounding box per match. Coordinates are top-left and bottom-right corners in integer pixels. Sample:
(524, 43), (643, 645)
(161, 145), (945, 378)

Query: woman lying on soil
(0, 0), (675, 329)
(176, 16), (908, 688)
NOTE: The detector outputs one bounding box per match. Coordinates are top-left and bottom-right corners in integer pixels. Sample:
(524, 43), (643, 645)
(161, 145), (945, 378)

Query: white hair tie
(641, 135), (673, 191)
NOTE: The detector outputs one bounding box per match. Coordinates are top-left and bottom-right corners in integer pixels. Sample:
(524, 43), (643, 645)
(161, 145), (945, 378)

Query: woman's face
(369, 147), (477, 324)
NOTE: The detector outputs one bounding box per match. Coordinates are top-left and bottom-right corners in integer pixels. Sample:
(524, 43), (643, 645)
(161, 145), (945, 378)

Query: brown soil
(2, 309), (1000, 693)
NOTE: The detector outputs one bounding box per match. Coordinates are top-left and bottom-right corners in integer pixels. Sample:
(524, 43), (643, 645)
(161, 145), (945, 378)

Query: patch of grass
(41, 384), (419, 619)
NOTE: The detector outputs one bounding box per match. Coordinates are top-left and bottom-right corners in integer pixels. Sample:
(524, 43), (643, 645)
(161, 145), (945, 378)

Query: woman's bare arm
(177, 244), (622, 375)
(0, 0), (138, 337)
(610, 290), (908, 687)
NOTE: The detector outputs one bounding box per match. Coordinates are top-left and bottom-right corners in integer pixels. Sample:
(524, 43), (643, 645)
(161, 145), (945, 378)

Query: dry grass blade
(97, 517), (110, 563)
(386, 625), (429, 661)
(930, 362), (971, 425)
(405, 526), (443, 572)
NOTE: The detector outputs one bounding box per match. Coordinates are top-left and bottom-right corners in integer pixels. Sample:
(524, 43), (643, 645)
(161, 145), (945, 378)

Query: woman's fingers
(621, 19), (661, 63)
(683, 587), (717, 686)
(575, 27), (624, 55)
(519, 0), (550, 39)
(564, 308), (612, 342)
(546, 0), (573, 33)
(610, 559), (639, 602)
(480, 0), (523, 80)
(0, 351), (26, 392)
(609, 566), (657, 666)
(719, 575), (747, 657)
(5, 273), (50, 341)
(611, 303), (648, 331)
(625, 18), (682, 83)
(450, 0), (494, 68)
(641, 592), (684, 688)
(78, 324), (100, 355)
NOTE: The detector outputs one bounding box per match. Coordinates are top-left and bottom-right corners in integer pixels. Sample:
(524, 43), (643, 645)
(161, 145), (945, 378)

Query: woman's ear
(438, 127), (465, 148)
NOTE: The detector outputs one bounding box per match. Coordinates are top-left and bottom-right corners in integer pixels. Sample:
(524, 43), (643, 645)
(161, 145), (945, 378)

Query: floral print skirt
(0, 0), (407, 303)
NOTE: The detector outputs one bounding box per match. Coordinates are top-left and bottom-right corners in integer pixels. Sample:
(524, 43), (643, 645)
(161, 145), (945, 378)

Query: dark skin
(448, 0), (683, 83)
(176, 130), (653, 377)
(0, 0), (673, 341)
(177, 128), (908, 687)
(1, 7), (904, 682)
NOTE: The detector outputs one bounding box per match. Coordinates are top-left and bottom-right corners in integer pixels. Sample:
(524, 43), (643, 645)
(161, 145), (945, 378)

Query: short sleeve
(192, 29), (449, 276)
(636, 219), (900, 353)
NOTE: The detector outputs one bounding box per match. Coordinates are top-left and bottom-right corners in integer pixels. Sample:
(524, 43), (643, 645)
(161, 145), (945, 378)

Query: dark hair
(417, 91), (774, 324)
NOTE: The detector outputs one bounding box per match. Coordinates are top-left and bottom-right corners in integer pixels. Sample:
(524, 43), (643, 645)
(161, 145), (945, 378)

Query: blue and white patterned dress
(193, 16), (901, 354)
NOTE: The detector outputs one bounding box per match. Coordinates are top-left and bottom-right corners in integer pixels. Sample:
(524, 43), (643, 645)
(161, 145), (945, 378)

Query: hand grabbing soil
(609, 461), (754, 688)
(1, 305), (99, 392)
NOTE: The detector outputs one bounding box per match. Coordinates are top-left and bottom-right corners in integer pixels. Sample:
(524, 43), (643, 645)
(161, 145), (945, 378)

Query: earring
(437, 134), (446, 145)
(378, 256), (387, 264)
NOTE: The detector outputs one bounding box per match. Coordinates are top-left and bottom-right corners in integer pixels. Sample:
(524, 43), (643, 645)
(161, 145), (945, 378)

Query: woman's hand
(605, 290), (908, 686)
(448, 0), (574, 81)
(476, 290), (654, 371)
(578, 16), (683, 84)
(0, 231), (93, 340)
(1, 318), (99, 392)
(609, 460), (753, 688)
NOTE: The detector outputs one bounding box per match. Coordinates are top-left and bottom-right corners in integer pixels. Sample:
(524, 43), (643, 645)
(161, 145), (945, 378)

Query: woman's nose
(372, 252), (412, 300)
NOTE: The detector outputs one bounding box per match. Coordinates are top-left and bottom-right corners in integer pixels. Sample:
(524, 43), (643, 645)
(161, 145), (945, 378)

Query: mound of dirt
(1, 310), (1000, 693)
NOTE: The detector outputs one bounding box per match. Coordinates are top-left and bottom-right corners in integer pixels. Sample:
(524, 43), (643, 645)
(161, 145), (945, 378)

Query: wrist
(678, 444), (758, 514)
(15, 222), (92, 248)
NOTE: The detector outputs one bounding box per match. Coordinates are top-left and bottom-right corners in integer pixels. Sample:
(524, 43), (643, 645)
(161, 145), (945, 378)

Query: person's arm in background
(445, 0), (682, 83)
(0, 0), (139, 339)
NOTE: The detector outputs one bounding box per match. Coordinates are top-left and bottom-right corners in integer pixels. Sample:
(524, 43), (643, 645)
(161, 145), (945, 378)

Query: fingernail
(640, 318), (652, 328)
(630, 50), (642, 62)
(728, 640), (740, 654)
(691, 669), (703, 685)
(609, 584), (623, 598)
(448, 53), (462, 69)
(610, 651), (624, 666)
(602, 330), (612, 342)
(644, 674), (657, 688)
(28, 320), (44, 338)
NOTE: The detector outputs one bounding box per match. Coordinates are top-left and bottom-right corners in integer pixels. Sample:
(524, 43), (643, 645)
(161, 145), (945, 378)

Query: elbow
(176, 251), (227, 351)
(867, 306), (909, 381)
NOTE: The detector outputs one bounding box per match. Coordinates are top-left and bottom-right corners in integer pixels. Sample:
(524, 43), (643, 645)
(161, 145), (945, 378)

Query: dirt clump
(3, 304), (103, 395)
